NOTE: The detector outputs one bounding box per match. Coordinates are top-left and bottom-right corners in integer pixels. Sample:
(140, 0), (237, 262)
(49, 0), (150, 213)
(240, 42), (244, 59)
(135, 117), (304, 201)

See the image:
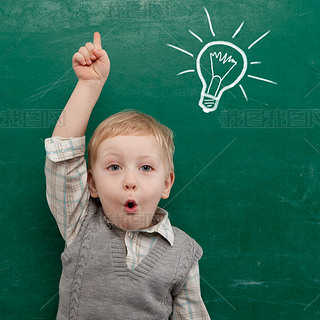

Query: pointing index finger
(94, 32), (102, 50)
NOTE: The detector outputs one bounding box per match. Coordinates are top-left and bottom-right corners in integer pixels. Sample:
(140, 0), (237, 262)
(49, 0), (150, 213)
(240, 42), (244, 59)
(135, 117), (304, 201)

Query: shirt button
(127, 231), (133, 238)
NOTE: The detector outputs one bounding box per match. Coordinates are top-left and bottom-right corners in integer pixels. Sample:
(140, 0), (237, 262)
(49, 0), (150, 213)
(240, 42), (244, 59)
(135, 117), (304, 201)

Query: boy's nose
(123, 172), (137, 190)
(124, 182), (136, 190)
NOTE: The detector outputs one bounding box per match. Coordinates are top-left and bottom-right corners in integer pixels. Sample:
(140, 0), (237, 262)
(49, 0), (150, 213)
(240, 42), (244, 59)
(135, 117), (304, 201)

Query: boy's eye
(140, 165), (153, 172)
(108, 164), (120, 171)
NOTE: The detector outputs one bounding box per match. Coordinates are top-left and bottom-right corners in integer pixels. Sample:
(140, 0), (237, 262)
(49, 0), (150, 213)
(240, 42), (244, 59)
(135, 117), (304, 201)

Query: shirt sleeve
(44, 136), (90, 247)
(171, 263), (211, 319)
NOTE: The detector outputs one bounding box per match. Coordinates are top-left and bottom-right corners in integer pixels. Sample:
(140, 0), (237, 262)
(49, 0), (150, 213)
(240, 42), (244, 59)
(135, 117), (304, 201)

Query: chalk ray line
(299, 11), (315, 17)
(304, 293), (320, 310)
(166, 44), (194, 57)
(40, 291), (60, 310)
(204, 7), (215, 38)
(39, 24), (118, 100)
(163, 138), (237, 209)
(27, 80), (73, 102)
(200, 275), (237, 310)
(304, 81), (320, 98)
(39, 69), (73, 99)
(159, 23), (216, 83)
(248, 98), (269, 106)
(304, 138), (320, 155)
(250, 61), (262, 65)
(188, 29), (203, 43)
(161, 24), (212, 77)
(177, 69), (195, 76)
(248, 30), (270, 50)
(248, 74), (277, 85)
(232, 22), (244, 39)
(29, 79), (69, 95)
(239, 84), (248, 101)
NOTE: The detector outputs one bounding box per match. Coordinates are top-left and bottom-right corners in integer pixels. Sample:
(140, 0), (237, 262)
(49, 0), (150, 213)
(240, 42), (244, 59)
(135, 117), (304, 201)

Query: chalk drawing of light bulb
(197, 41), (247, 113)
(167, 7), (277, 113)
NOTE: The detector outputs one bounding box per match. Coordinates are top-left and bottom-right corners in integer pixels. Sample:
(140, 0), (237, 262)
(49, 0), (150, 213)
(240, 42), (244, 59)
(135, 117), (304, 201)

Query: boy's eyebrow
(136, 155), (160, 164)
(102, 151), (121, 157)
(100, 151), (121, 160)
(101, 152), (160, 163)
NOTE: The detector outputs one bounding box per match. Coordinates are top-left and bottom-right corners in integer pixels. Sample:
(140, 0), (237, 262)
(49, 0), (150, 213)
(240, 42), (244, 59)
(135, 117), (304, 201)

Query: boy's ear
(87, 170), (99, 198)
(162, 171), (175, 199)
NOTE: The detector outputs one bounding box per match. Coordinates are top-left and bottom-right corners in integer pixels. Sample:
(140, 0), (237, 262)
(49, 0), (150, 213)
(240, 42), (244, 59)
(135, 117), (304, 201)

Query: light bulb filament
(207, 52), (238, 96)
(211, 52), (237, 64)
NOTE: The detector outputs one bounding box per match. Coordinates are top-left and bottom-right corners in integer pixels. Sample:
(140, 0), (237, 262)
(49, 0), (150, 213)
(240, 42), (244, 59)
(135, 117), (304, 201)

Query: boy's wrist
(77, 79), (106, 92)
(52, 79), (105, 138)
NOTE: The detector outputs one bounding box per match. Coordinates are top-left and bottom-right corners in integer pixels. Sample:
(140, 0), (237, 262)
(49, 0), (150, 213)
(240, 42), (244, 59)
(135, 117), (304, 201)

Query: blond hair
(88, 110), (175, 175)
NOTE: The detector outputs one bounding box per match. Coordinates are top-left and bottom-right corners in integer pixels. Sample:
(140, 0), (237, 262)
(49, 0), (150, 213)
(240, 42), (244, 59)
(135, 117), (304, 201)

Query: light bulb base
(199, 93), (220, 113)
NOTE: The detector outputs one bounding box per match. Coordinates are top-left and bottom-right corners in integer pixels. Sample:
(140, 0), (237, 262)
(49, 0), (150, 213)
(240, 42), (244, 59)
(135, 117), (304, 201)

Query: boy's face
(88, 135), (174, 231)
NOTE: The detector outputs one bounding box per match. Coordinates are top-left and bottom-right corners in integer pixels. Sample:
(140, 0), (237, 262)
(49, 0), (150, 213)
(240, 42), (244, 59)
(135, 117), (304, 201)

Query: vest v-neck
(110, 228), (169, 281)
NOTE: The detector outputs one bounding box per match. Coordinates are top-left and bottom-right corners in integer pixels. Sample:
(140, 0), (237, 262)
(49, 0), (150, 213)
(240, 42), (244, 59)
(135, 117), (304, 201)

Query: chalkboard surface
(1, 0), (320, 319)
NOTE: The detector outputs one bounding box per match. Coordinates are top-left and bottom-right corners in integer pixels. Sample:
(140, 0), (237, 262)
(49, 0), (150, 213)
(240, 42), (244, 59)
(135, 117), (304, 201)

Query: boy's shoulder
(171, 225), (201, 243)
(171, 225), (203, 259)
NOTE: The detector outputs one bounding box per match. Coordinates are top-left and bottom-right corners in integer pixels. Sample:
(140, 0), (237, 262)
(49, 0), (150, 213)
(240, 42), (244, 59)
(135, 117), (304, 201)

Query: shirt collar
(139, 207), (174, 246)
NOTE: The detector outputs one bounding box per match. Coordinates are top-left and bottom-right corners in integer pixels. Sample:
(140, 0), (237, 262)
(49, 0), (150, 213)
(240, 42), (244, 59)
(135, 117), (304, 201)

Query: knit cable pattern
(69, 204), (98, 319)
(172, 228), (203, 296)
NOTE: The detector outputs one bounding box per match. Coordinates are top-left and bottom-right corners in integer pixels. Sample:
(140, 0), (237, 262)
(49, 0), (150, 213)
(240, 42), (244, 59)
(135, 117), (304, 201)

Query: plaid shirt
(45, 136), (210, 319)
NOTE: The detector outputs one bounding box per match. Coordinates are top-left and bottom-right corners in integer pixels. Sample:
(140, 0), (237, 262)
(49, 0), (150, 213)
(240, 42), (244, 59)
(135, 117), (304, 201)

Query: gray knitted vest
(57, 199), (203, 320)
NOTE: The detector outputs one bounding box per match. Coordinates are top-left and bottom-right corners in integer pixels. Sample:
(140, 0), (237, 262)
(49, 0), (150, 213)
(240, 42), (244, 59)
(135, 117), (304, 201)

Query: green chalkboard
(1, 0), (320, 319)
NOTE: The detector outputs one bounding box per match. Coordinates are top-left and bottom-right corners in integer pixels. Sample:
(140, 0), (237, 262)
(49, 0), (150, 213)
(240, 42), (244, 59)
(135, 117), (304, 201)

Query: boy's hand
(72, 32), (110, 84)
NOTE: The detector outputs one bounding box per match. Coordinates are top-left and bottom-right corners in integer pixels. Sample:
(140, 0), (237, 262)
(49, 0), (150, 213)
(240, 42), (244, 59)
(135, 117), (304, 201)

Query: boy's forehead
(97, 135), (164, 157)
(99, 134), (158, 145)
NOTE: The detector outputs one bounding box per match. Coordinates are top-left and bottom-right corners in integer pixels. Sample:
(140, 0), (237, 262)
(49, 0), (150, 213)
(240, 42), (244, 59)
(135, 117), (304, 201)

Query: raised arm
(45, 33), (110, 245)
(52, 32), (110, 138)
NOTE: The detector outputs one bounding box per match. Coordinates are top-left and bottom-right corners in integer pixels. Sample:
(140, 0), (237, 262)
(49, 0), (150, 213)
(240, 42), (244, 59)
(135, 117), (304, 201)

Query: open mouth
(124, 199), (138, 213)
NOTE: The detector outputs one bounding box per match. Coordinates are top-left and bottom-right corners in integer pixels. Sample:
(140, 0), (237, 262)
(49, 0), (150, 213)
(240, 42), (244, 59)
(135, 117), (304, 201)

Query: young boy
(45, 32), (210, 319)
